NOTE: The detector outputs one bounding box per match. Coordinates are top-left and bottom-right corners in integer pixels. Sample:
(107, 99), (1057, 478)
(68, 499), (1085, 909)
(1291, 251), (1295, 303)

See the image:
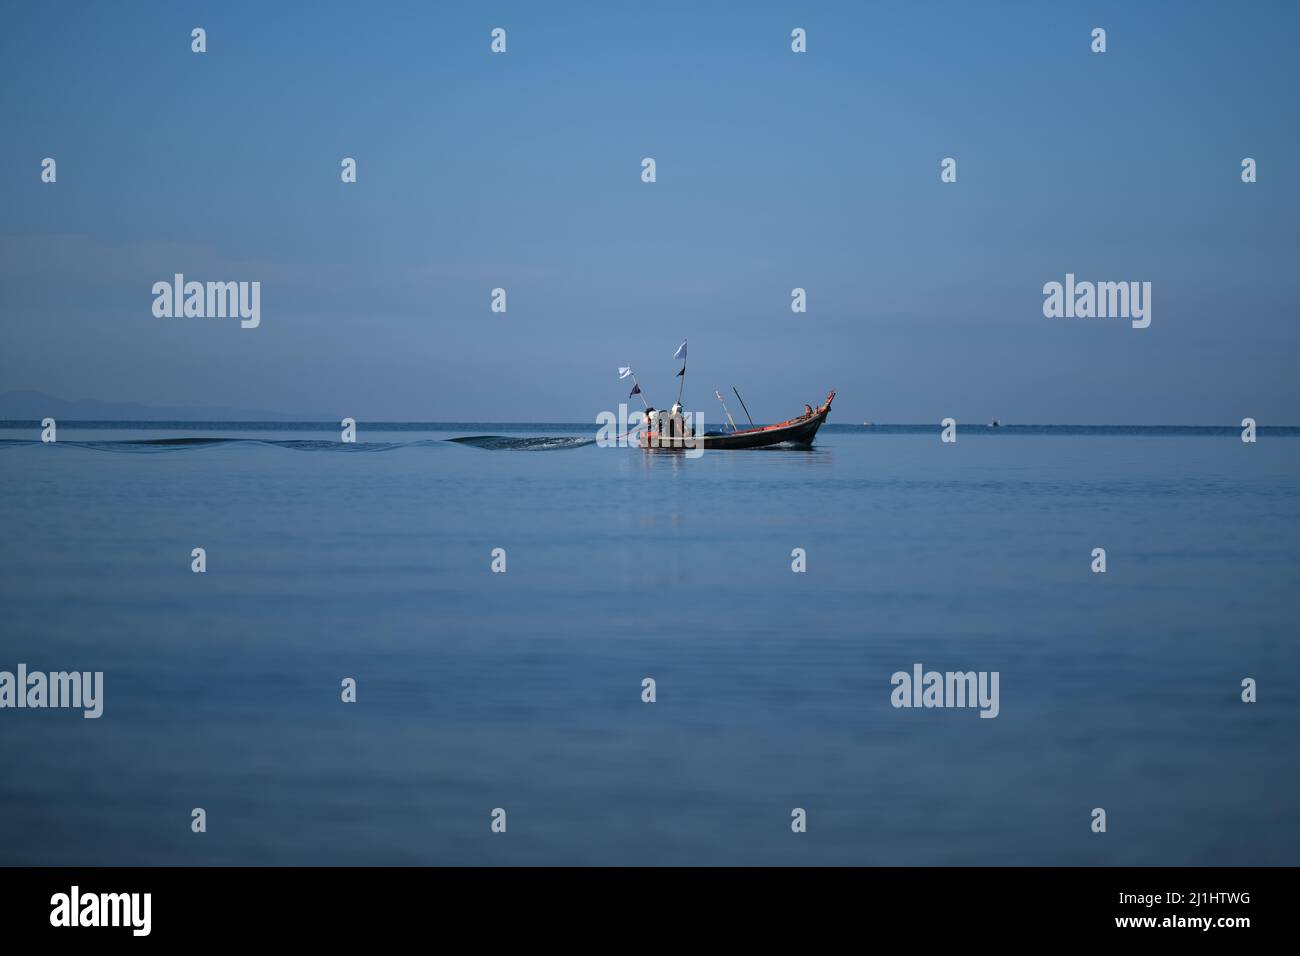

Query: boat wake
(446, 435), (596, 451)
(0, 436), (594, 453)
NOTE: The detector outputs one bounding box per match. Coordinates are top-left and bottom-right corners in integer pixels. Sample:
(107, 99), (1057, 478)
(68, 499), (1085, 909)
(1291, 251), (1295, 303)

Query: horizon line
(2, 419), (1297, 430)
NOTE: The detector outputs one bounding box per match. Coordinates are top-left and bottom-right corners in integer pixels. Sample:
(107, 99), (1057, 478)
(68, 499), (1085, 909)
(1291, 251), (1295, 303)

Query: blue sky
(2, 1), (1297, 422)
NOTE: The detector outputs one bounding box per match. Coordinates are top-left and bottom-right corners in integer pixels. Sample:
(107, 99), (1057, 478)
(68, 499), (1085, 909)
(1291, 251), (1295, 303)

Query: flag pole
(732, 386), (755, 428)
(671, 339), (687, 406)
(715, 390), (738, 431)
(620, 366), (650, 410)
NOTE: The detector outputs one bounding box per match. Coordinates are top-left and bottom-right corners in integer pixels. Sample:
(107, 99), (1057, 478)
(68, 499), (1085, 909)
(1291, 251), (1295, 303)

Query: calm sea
(1, 422), (1297, 865)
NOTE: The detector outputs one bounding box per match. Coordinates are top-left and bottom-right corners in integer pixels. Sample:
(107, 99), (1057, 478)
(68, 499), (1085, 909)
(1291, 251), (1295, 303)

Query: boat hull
(640, 390), (835, 451)
(698, 408), (829, 449)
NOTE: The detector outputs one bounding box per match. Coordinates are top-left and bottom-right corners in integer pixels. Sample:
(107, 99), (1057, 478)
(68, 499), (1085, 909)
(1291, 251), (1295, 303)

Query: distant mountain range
(0, 390), (317, 422)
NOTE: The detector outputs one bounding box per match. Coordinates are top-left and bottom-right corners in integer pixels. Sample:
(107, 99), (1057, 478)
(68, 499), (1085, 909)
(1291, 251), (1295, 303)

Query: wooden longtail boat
(640, 390), (835, 450)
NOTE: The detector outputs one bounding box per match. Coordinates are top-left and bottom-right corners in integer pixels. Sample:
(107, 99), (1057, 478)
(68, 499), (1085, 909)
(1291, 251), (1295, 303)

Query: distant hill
(0, 390), (319, 422)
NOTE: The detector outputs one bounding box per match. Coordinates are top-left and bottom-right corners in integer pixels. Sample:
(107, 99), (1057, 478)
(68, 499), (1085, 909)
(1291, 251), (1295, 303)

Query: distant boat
(989, 419), (1002, 428)
(862, 421), (874, 427)
(642, 391), (836, 450)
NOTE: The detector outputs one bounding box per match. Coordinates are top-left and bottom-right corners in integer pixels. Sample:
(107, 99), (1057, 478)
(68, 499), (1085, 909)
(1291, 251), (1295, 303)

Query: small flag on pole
(676, 367), (685, 377)
(629, 383), (641, 398)
(618, 366), (633, 380)
(673, 341), (687, 361)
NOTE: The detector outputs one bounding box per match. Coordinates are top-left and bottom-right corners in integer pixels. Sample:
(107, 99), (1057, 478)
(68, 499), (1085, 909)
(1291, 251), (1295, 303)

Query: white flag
(673, 340), (687, 361)
(618, 366), (633, 380)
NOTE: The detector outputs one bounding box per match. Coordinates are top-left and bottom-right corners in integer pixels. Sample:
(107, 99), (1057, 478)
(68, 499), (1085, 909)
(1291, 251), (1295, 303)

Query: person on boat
(669, 401), (685, 437)
(803, 403), (814, 418)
